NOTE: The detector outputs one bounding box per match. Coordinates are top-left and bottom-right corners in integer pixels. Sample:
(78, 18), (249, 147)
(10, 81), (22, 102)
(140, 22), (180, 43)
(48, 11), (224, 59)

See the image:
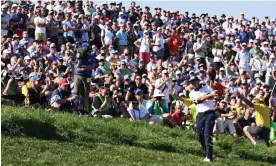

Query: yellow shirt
(22, 85), (29, 105)
(254, 103), (271, 128)
(183, 98), (193, 108)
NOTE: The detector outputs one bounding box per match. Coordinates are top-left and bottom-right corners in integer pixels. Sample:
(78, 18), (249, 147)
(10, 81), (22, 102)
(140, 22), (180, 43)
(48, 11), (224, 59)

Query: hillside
(1, 106), (276, 166)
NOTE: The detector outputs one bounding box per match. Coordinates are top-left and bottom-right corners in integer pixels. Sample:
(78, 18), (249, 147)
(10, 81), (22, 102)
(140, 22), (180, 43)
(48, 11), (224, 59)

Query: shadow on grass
(2, 117), (276, 164)
(2, 118), (66, 141)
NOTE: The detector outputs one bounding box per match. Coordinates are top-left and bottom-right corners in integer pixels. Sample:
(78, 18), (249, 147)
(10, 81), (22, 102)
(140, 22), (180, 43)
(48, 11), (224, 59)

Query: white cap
(235, 39), (240, 42)
(157, 27), (162, 31)
(240, 12), (244, 15)
(254, 73), (260, 78)
(24, 56), (31, 60)
(119, 12), (123, 15)
(270, 54), (275, 59)
(175, 70), (182, 75)
(249, 39), (254, 43)
(2, 49), (11, 55)
(162, 70), (168, 74)
(12, 4), (18, 8)
(219, 67), (225, 71)
(2, 5), (8, 9)
(241, 42), (247, 46)
(263, 41), (269, 45)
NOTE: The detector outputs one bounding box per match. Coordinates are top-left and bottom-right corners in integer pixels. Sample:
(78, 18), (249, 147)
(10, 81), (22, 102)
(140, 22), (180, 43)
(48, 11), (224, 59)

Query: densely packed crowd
(1, 0), (276, 152)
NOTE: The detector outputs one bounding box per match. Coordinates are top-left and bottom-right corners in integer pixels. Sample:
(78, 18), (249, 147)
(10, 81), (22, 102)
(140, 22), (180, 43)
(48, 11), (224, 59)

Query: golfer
(189, 77), (217, 162)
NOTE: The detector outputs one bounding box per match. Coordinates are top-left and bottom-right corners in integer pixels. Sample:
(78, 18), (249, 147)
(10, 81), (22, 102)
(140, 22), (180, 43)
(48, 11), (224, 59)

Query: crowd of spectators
(1, 0), (276, 146)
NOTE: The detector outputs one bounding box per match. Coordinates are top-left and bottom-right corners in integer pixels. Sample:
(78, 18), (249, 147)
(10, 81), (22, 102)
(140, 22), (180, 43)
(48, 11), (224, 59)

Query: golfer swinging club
(189, 76), (218, 162)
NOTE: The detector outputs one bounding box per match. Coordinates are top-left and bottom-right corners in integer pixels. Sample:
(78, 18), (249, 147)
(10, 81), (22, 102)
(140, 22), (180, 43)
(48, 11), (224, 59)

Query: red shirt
(169, 34), (181, 52)
(213, 84), (225, 98)
(172, 111), (184, 125)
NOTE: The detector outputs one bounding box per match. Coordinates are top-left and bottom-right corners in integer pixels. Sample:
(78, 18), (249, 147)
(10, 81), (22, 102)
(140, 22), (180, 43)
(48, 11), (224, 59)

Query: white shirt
(152, 35), (164, 52)
(250, 58), (262, 71)
(101, 28), (114, 45)
(155, 78), (172, 104)
(138, 37), (150, 53)
(189, 86), (215, 113)
(34, 16), (47, 34)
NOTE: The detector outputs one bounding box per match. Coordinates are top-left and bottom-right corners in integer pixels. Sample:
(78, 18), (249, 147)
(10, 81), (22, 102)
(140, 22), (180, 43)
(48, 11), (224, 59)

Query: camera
(73, 42), (89, 60)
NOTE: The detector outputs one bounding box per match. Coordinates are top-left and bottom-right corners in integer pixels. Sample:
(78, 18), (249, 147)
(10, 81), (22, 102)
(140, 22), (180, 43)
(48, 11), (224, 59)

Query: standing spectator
(134, 30), (151, 64)
(101, 21), (114, 48)
(1, 5), (10, 37)
(235, 43), (251, 74)
(116, 24), (128, 54)
(152, 27), (165, 58)
(34, 8), (47, 42)
(62, 13), (75, 44)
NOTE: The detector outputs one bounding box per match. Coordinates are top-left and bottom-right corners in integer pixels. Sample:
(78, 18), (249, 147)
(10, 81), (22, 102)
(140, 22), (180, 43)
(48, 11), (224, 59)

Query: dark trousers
(196, 111), (216, 160)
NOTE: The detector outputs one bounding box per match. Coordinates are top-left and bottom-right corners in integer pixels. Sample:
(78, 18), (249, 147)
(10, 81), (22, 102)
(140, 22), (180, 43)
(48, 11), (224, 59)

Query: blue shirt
(239, 31), (249, 43)
(116, 30), (128, 46)
(74, 54), (94, 77)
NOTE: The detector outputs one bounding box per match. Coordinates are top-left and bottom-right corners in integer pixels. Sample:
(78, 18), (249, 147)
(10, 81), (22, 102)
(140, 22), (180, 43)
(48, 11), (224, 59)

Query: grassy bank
(1, 106), (276, 165)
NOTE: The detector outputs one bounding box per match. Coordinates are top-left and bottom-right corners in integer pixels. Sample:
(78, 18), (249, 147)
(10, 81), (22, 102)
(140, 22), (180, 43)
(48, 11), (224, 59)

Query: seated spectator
(236, 109), (256, 136)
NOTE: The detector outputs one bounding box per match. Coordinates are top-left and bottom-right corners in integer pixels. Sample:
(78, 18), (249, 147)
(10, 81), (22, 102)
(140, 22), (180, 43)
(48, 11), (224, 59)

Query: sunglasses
(136, 77), (142, 80)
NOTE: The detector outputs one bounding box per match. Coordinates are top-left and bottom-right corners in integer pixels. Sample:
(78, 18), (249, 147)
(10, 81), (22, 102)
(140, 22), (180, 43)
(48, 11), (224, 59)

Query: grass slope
(1, 106), (276, 166)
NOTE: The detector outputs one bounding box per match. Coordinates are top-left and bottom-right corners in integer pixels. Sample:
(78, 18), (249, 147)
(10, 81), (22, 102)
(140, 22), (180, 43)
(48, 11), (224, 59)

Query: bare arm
(236, 91), (254, 107)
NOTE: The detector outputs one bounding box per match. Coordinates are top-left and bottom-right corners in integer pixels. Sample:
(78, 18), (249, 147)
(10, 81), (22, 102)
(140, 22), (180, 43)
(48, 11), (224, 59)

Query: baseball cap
(110, 49), (118, 54)
(33, 75), (42, 81)
(254, 73), (260, 78)
(124, 75), (130, 80)
(254, 94), (264, 102)
(219, 67), (225, 71)
(270, 54), (275, 59)
(249, 39), (254, 43)
(59, 78), (70, 86)
(157, 27), (162, 31)
(241, 43), (247, 46)
(175, 70), (182, 75)
(235, 39), (240, 43)
(142, 74), (147, 78)
(135, 89), (143, 95)
(189, 76), (199, 82)
(2, 49), (11, 55)
(162, 70), (168, 74)
(24, 56), (31, 60)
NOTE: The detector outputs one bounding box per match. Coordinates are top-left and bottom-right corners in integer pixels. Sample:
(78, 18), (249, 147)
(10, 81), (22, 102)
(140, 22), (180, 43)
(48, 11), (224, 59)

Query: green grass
(1, 106), (276, 166)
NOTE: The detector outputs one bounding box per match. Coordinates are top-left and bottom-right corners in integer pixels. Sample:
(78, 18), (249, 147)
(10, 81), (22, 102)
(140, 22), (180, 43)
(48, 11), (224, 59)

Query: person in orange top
(168, 26), (181, 61)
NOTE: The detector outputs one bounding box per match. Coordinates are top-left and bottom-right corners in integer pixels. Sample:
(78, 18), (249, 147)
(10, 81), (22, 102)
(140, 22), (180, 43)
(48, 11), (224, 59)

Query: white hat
(90, 82), (96, 86)
(2, 49), (11, 55)
(175, 70), (182, 75)
(249, 39), (254, 43)
(157, 27), (162, 31)
(119, 12), (123, 15)
(235, 39), (240, 42)
(12, 4), (18, 8)
(241, 42), (247, 46)
(254, 73), (260, 78)
(2, 5), (8, 9)
(162, 70), (168, 74)
(270, 54), (275, 59)
(24, 56), (31, 60)
(219, 67), (225, 71)
(263, 41), (269, 45)
(152, 90), (165, 98)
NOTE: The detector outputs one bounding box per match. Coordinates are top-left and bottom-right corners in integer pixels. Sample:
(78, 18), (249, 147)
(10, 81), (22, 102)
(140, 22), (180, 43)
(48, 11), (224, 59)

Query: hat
(241, 43), (247, 46)
(199, 63), (204, 67)
(13, 34), (20, 38)
(256, 80), (262, 85)
(263, 41), (269, 45)
(2, 49), (11, 55)
(157, 27), (162, 31)
(219, 67), (225, 71)
(199, 80), (206, 85)
(24, 56), (31, 60)
(110, 50), (118, 54)
(254, 73), (260, 78)
(189, 70), (195, 75)
(66, 42), (72, 46)
(90, 82), (97, 86)
(175, 70), (182, 75)
(162, 70), (168, 74)
(50, 43), (56, 48)
(135, 89), (143, 95)
(220, 100), (227, 104)
(196, 57), (201, 61)
(124, 75), (130, 80)
(253, 40), (258, 44)
(253, 94), (264, 102)
(152, 90), (165, 98)
(119, 12), (123, 15)
(241, 80), (247, 85)
(142, 74), (147, 78)
(221, 14), (226, 17)
(33, 75), (42, 81)
(179, 93), (185, 97)
(249, 39), (254, 43)
(12, 4), (18, 8)
(270, 54), (275, 59)
(59, 78), (70, 86)
(235, 39), (240, 43)
(189, 76), (199, 82)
